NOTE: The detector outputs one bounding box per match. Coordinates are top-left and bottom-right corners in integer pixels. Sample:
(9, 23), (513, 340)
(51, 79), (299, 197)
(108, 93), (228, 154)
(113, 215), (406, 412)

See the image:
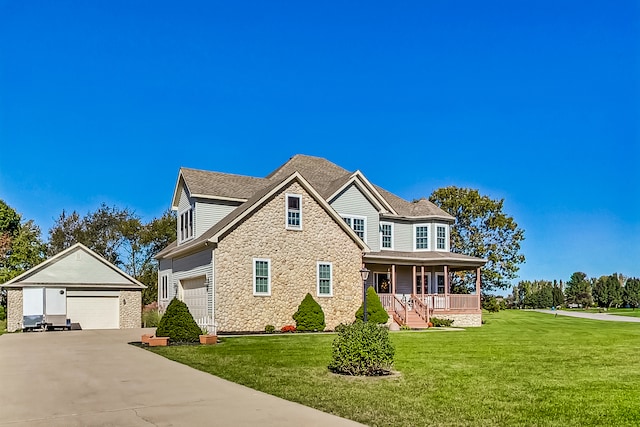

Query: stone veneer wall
(7, 288), (23, 332)
(215, 181), (364, 332)
(119, 290), (142, 329)
(436, 312), (482, 327)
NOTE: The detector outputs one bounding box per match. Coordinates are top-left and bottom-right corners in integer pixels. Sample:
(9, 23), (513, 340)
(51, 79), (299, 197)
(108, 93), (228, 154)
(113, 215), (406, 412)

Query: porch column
(420, 266), (425, 297)
(476, 267), (482, 309)
(412, 265), (417, 295)
(391, 264), (396, 294)
(444, 265), (449, 310)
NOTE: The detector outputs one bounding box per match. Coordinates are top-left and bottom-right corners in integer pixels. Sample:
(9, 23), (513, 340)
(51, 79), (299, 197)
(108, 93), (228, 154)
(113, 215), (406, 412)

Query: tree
(429, 187), (525, 292)
(564, 272), (593, 308)
(356, 287), (389, 324)
(624, 278), (640, 309)
(593, 274), (623, 308)
(292, 293), (325, 331)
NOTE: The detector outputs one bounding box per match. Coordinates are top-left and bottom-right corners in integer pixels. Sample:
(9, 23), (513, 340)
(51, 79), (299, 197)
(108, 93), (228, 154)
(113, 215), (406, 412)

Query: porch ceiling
(364, 251), (486, 270)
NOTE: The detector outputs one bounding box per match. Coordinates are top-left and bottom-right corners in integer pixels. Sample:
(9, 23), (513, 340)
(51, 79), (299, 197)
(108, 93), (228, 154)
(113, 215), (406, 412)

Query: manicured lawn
(148, 311), (640, 426)
(607, 308), (640, 318)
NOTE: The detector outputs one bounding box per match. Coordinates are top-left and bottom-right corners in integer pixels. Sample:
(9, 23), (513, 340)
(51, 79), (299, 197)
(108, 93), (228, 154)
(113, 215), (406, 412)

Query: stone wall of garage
(215, 181), (364, 332)
(119, 290), (142, 329)
(7, 288), (22, 332)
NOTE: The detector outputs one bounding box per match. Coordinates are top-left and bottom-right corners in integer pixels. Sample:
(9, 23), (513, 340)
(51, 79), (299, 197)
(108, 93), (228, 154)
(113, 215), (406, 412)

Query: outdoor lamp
(360, 267), (370, 322)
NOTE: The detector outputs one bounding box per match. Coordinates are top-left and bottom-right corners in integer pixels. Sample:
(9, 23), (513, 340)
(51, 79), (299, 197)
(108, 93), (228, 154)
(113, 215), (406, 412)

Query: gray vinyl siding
(394, 221), (413, 252)
(167, 249), (214, 317)
(395, 266), (413, 295)
(178, 186), (192, 212)
(330, 183), (380, 251)
(158, 259), (174, 302)
(194, 200), (241, 238)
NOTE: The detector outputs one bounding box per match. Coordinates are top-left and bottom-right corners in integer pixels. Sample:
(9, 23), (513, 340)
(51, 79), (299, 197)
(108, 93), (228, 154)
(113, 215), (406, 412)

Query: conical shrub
(155, 298), (202, 343)
(355, 286), (389, 324)
(293, 293), (325, 331)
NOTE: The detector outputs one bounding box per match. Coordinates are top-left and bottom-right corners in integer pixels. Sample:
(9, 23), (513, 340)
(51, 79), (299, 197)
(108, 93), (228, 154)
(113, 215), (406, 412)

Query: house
(3, 243), (145, 332)
(156, 155), (486, 332)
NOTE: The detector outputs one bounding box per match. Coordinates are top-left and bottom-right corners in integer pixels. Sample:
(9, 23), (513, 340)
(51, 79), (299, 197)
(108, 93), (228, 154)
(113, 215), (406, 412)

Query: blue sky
(1, 1), (638, 290)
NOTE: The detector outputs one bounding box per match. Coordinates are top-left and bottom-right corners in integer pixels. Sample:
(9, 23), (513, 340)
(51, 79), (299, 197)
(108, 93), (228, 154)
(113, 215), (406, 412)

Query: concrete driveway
(0, 328), (364, 427)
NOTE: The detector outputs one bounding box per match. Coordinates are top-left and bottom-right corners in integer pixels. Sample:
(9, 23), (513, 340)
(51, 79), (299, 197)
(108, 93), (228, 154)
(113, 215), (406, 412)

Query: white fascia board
(171, 172), (189, 210)
(191, 194), (248, 203)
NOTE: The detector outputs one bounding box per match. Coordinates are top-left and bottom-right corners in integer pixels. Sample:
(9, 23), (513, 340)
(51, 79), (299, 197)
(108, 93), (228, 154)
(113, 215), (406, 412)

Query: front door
(375, 273), (391, 294)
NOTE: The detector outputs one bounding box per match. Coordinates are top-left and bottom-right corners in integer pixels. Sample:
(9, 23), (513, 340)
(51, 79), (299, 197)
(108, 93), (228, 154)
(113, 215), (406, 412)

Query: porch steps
(402, 311), (431, 329)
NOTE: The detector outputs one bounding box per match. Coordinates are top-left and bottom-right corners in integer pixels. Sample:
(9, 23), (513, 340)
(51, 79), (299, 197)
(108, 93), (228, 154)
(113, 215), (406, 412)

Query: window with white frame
(179, 208), (194, 242)
(253, 258), (271, 295)
(160, 275), (169, 300)
(414, 224), (429, 250)
(317, 262), (333, 296)
(380, 222), (393, 249)
(286, 194), (302, 229)
(416, 274), (431, 294)
(342, 215), (366, 241)
(437, 225), (447, 250)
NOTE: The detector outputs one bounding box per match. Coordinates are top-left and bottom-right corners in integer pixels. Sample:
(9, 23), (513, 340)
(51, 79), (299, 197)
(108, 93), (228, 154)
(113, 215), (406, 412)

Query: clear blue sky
(1, 1), (638, 290)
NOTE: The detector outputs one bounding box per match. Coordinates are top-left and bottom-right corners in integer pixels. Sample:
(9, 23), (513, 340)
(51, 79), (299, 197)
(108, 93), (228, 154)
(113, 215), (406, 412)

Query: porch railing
(392, 295), (407, 325)
(410, 294), (431, 323)
(194, 316), (216, 335)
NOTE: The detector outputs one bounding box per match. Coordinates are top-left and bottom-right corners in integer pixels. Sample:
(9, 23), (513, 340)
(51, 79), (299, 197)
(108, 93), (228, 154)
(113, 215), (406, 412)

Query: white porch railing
(194, 316), (217, 335)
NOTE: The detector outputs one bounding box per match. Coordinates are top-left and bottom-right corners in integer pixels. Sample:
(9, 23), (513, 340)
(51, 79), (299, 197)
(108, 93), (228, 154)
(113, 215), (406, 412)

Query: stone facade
(215, 181), (364, 332)
(119, 290), (142, 329)
(7, 288), (23, 332)
(434, 312), (482, 327)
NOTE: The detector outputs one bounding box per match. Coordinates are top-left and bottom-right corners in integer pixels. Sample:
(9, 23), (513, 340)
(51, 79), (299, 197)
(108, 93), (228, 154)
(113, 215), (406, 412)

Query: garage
(2, 243), (145, 332)
(181, 276), (208, 322)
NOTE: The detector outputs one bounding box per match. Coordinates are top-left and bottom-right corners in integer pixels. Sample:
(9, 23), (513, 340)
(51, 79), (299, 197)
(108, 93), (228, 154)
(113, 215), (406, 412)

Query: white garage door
(67, 297), (119, 329)
(181, 277), (207, 322)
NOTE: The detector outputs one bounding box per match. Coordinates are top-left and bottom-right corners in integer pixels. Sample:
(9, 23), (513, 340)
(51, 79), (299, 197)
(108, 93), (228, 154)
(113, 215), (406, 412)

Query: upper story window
(286, 194), (302, 230)
(437, 225), (447, 250)
(414, 224), (429, 250)
(380, 222), (393, 250)
(253, 258), (271, 296)
(179, 208), (194, 242)
(343, 215), (366, 242)
(317, 262), (333, 296)
(160, 275), (169, 300)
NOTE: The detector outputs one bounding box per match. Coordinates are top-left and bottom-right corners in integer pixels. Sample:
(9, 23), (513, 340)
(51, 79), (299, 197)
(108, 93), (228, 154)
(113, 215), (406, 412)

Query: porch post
(391, 264), (396, 294)
(444, 265), (449, 310)
(476, 267), (482, 309)
(420, 266), (425, 297)
(412, 265), (417, 295)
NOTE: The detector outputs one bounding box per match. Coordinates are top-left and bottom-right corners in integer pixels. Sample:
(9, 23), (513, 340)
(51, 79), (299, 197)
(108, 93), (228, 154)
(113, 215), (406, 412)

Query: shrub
(141, 308), (162, 327)
(0, 305), (5, 321)
(400, 324), (412, 330)
(482, 296), (500, 313)
(328, 321), (395, 376)
(281, 325), (296, 333)
(430, 317), (454, 327)
(265, 325), (275, 334)
(292, 293), (325, 332)
(355, 287), (389, 324)
(155, 298), (202, 343)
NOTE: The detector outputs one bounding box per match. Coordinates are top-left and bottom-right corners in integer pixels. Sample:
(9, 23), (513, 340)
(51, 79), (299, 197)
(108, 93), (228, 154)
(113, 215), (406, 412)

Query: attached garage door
(181, 277), (207, 322)
(67, 296), (119, 329)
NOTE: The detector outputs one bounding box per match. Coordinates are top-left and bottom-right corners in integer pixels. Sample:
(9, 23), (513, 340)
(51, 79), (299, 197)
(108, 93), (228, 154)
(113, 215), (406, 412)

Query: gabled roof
(2, 243), (146, 289)
(157, 171), (370, 260)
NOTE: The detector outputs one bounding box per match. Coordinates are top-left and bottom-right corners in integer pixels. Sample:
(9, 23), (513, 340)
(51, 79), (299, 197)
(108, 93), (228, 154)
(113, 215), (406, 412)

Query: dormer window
(180, 208), (194, 242)
(414, 224), (429, 250)
(286, 194), (302, 230)
(437, 225), (447, 250)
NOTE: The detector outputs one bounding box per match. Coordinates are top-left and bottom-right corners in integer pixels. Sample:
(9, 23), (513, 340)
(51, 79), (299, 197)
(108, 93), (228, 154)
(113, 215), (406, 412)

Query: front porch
(363, 251), (485, 328)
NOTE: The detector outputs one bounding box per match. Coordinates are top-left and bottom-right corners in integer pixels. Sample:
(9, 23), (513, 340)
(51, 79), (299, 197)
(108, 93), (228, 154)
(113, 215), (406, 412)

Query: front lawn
(148, 311), (640, 426)
(607, 308), (640, 318)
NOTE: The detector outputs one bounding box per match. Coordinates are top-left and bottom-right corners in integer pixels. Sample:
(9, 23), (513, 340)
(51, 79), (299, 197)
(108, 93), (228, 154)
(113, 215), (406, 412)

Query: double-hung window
(253, 258), (271, 296)
(160, 275), (169, 300)
(286, 194), (302, 230)
(179, 208), (194, 242)
(414, 224), (429, 250)
(436, 225), (447, 250)
(342, 215), (366, 242)
(317, 262), (333, 296)
(380, 222), (393, 249)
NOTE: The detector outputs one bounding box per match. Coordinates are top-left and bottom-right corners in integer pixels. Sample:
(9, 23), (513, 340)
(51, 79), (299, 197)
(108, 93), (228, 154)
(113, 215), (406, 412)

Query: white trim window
(317, 262), (333, 296)
(286, 194), (302, 230)
(342, 215), (367, 242)
(436, 225), (447, 251)
(414, 224), (429, 250)
(436, 273), (445, 294)
(416, 274), (431, 294)
(160, 275), (169, 300)
(179, 207), (194, 243)
(380, 222), (393, 250)
(253, 258), (271, 296)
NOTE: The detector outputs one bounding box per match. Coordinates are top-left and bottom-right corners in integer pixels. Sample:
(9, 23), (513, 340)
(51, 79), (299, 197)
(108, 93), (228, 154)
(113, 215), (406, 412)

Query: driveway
(0, 328), (365, 427)
(534, 309), (640, 322)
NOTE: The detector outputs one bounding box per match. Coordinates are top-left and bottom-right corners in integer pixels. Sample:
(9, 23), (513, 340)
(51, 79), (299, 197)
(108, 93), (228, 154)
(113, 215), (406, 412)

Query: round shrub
(292, 293), (325, 332)
(265, 325), (275, 334)
(328, 321), (395, 376)
(155, 298), (202, 343)
(355, 287), (389, 324)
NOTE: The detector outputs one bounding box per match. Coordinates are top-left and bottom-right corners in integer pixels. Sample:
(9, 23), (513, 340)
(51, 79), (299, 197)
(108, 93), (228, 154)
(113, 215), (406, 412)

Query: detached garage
(2, 243), (145, 332)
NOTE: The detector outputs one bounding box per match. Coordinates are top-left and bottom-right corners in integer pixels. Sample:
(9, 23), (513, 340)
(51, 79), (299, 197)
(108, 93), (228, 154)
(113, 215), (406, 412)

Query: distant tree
(564, 272), (593, 308)
(593, 274), (623, 308)
(552, 280), (564, 307)
(482, 295), (500, 312)
(429, 187), (525, 293)
(624, 278), (640, 309)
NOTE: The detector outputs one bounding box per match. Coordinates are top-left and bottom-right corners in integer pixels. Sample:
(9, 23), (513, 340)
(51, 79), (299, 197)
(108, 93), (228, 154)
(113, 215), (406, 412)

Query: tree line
(0, 200), (176, 306)
(512, 272), (640, 309)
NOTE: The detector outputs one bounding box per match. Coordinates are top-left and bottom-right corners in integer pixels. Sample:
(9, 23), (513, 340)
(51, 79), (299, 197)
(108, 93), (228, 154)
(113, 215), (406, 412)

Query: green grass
(607, 308), (640, 318)
(148, 311), (640, 426)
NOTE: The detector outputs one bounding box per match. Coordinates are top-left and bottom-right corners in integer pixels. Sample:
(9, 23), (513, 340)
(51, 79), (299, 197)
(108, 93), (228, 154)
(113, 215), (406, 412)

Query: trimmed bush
(265, 325), (275, 334)
(355, 287), (389, 324)
(328, 321), (395, 376)
(293, 293), (326, 331)
(430, 317), (454, 327)
(281, 325), (296, 333)
(155, 298), (202, 343)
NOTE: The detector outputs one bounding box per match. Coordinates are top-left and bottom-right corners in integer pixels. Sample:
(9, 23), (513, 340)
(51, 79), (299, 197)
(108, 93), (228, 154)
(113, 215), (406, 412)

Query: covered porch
(363, 251), (486, 328)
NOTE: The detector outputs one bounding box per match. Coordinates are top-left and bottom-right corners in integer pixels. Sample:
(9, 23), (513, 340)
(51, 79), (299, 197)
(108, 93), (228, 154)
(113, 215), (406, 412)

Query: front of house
(156, 155), (486, 333)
